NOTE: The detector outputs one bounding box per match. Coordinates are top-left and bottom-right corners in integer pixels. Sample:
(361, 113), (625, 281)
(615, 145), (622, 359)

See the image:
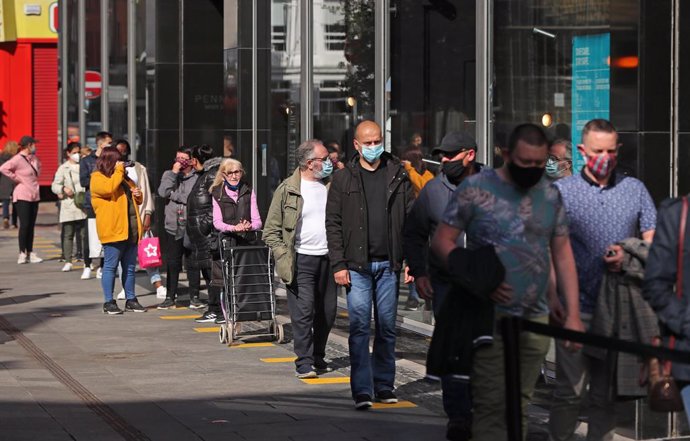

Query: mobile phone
(605, 249), (617, 257)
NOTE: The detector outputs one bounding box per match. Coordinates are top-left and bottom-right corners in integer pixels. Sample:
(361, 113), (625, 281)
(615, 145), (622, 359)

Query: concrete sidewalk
(0, 203), (447, 441)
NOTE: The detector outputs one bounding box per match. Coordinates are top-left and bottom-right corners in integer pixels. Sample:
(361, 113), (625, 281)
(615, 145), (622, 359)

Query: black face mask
(442, 160), (467, 185)
(507, 161), (544, 189)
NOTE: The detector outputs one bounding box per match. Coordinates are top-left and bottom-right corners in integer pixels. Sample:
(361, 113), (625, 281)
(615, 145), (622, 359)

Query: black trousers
(15, 200), (38, 253)
(286, 253), (337, 369)
(209, 258), (224, 314)
(165, 232), (190, 300)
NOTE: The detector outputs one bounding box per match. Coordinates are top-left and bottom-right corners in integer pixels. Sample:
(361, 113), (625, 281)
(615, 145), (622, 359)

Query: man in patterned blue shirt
(432, 124), (584, 441)
(550, 119), (656, 441)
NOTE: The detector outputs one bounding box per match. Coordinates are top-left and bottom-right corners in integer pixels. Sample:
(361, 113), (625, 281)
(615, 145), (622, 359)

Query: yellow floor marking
(159, 315), (199, 320)
(337, 311), (349, 318)
(194, 327), (221, 333)
(371, 401), (417, 409)
(260, 357), (297, 363)
(228, 342), (274, 348)
(300, 377), (350, 385)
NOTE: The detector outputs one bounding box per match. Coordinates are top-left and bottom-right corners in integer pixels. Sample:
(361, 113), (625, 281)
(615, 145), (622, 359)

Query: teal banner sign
(571, 33), (610, 171)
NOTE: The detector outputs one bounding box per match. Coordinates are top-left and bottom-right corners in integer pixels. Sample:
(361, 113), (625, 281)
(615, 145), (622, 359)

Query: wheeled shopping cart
(217, 233), (285, 345)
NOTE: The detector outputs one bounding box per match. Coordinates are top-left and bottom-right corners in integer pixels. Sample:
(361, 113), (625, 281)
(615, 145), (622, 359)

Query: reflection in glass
(271, 0), (301, 174)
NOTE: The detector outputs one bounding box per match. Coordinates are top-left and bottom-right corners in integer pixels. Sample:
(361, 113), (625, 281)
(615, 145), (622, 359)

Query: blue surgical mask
(315, 158), (333, 179)
(361, 144), (384, 164)
(224, 180), (241, 191)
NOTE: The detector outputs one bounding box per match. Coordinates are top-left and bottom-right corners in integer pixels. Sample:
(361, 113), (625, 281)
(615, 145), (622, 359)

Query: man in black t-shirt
(326, 120), (414, 410)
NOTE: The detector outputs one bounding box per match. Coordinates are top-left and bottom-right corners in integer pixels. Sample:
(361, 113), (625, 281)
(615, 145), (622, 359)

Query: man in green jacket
(264, 139), (336, 379)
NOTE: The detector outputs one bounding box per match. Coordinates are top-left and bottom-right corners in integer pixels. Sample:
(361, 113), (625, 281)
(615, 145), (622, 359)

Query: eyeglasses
(310, 155), (330, 162)
(548, 155), (571, 164)
(225, 170), (242, 176)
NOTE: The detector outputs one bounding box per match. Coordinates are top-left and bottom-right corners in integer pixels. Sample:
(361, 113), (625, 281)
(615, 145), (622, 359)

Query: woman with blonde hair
(0, 140), (19, 229)
(198, 158), (262, 323)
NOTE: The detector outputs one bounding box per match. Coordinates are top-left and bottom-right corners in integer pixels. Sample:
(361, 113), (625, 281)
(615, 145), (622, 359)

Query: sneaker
(125, 299), (147, 312)
(96, 267), (103, 279)
(61, 262), (73, 272)
(155, 285), (167, 299)
(29, 252), (43, 263)
(17, 252), (28, 264)
(195, 311), (218, 323)
(80, 267), (92, 280)
(58, 256), (66, 263)
(103, 301), (123, 315)
(157, 298), (176, 310)
(2, 218), (8, 229)
(375, 390), (398, 404)
(116, 289), (126, 300)
(189, 297), (208, 310)
(295, 367), (318, 379)
(214, 315), (228, 324)
(354, 394), (373, 410)
(404, 297), (420, 311)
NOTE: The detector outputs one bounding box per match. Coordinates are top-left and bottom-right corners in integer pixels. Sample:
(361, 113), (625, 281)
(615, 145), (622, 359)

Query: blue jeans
(102, 241), (138, 302)
(347, 261), (399, 398)
(432, 279), (473, 423)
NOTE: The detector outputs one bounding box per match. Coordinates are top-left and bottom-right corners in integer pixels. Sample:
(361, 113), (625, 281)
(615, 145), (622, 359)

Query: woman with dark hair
(401, 146), (434, 198)
(157, 146), (200, 309)
(0, 135), (42, 264)
(90, 146), (146, 314)
(51, 142), (87, 273)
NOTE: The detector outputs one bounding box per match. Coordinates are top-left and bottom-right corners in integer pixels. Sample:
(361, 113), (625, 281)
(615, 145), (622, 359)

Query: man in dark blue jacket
(403, 131), (480, 441)
(79, 131), (112, 279)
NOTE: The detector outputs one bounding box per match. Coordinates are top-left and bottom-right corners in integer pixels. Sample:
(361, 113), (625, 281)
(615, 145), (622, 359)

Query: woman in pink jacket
(0, 136), (43, 264)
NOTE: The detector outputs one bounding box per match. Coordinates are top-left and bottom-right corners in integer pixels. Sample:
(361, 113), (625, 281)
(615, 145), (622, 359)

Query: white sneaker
(116, 289), (126, 300)
(61, 262), (73, 272)
(29, 252), (43, 263)
(156, 285), (167, 299)
(17, 252), (28, 264)
(80, 267), (92, 280)
(96, 267), (103, 279)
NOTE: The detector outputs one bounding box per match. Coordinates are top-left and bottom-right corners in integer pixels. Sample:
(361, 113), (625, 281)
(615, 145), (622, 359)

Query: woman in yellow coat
(90, 146), (146, 315)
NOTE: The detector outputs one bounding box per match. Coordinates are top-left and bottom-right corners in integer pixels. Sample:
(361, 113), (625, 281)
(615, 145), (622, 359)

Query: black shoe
(214, 314), (227, 324)
(157, 298), (176, 310)
(375, 390), (398, 404)
(57, 256), (66, 263)
(314, 360), (333, 374)
(354, 394), (373, 410)
(103, 301), (123, 315)
(446, 419), (472, 441)
(195, 311), (218, 323)
(189, 297), (208, 310)
(125, 298), (147, 312)
(404, 297), (420, 311)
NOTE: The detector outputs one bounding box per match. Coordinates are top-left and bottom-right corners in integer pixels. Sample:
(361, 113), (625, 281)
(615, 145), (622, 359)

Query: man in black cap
(402, 130), (481, 441)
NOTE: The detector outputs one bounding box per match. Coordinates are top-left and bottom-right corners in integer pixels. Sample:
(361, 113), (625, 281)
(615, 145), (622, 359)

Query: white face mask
(70, 153), (80, 163)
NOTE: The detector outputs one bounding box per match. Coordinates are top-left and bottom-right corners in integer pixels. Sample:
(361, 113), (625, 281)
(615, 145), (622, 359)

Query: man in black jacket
(326, 120), (414, 410)
(186, 145), (222, 322)
(403, 131), (480, 440)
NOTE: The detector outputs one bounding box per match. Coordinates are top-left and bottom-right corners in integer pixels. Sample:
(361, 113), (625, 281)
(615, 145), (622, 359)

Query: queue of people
(3, 116), (689, 441)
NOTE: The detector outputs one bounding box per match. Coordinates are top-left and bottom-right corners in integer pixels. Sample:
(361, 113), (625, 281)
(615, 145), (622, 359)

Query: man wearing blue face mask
(264, 139), (337, 378)
(326, 120), (415, 409)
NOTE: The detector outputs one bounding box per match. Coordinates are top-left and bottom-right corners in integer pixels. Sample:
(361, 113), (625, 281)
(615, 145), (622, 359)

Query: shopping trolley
(217, 232), (285, 345)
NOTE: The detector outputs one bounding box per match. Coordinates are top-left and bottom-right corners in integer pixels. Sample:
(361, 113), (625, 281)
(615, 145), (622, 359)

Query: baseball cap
(432, 131), (477, 155)
(19, 135), (38, 146)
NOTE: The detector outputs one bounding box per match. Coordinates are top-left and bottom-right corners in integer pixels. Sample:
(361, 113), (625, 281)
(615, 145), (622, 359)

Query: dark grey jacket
(403, 164), (482, 280)
(157, 170), (199, 239)
(326, 152), (414, 273)
(643, 196), (690, 381)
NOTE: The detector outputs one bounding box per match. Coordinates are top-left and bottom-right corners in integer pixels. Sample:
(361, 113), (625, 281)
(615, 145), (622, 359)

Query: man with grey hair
(264, 139), (336, 378)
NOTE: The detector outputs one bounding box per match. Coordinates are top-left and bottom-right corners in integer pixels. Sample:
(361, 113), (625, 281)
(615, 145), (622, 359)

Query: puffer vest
(211, 182), (252, 226)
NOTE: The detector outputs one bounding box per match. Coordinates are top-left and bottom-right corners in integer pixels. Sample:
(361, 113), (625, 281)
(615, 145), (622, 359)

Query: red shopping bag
(138, 233), (162, 269)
